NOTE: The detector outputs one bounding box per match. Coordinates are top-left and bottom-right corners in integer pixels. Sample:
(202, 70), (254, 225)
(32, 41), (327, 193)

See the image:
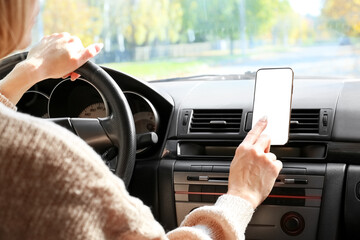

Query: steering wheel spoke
(71, 118), (114, 152)
(47, 117), (114, 153)
(1, 52), (137, 187)
(98, 116), (119, 146)
(47, 117), (75, 133)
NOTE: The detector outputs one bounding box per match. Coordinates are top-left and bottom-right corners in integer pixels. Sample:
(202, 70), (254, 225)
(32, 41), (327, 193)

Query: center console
(158, 140), (345, 240)
(174, 161), (325, 239)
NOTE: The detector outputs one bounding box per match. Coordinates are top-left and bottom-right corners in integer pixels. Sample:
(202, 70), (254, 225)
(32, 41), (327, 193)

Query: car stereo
(173, 161), (325, 239)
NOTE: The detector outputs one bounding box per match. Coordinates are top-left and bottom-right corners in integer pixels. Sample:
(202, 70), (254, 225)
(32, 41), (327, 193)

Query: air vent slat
(290, 109), (320, 134)
(291, 113), (319, 116)
(194, 113), (242, 116)
(292, 118), (319, 120)
(190, 109), (242, 133)
(291, 128), (319, 131)
(191, 123), (239, 127)
(192, 118), (241, 122)
(190, 128), (240, 132)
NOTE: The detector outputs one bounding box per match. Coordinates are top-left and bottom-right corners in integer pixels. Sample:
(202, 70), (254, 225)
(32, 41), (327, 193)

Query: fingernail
(259, 116), (267, 122)
(97, 43), (104, 52)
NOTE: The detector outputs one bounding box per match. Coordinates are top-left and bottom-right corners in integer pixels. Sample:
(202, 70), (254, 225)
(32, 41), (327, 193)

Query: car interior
(1, 0), (360, 239)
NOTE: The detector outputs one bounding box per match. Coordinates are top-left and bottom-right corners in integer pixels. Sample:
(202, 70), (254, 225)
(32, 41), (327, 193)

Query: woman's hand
(227, 117), (283, 209)
(0, 32), (103, 105)
(26, 32), (103, 81)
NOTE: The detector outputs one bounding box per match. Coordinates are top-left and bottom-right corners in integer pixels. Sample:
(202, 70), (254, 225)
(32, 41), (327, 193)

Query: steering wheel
(0, 52), (137, 187)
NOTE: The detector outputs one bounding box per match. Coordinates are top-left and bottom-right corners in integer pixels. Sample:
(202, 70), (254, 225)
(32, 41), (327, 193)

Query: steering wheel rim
(0, 52), (137, 187)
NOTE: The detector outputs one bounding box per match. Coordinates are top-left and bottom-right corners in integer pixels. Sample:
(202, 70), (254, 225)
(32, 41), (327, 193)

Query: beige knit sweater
(0, 93), (253, 240)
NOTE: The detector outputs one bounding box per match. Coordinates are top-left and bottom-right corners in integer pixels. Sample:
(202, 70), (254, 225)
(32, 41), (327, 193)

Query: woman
(0, 0), (282, 239)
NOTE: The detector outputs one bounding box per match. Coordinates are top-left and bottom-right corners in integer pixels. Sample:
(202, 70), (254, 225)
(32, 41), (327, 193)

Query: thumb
(273, 160), (283, 174)
(79, 43), (104, 63)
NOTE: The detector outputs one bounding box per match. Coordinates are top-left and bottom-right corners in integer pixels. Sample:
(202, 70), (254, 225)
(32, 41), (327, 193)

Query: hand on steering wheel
(0, 52), (137, 187)
(0, 33), (103, 105)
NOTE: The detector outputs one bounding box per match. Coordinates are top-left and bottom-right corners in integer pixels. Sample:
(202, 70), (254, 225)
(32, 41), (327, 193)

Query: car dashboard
(10, 65), (360, 240)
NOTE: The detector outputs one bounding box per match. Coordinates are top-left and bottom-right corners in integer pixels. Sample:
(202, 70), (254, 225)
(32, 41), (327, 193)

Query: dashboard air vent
(290, 109), (320, 134)
(190, 109), (242, 133)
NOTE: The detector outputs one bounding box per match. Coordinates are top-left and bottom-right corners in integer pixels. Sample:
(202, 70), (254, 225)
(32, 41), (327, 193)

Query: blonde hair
(0, 0), (35, 58)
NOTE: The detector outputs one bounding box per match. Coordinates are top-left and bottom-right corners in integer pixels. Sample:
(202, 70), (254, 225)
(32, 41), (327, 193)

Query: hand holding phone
(252, 68), (294, 145)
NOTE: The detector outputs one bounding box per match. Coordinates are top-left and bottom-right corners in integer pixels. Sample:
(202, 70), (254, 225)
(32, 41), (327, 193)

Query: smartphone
(252, 68), (294, 145)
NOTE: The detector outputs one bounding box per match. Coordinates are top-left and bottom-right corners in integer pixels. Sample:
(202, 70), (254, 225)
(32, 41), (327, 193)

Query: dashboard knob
(281, 212), (305, 236)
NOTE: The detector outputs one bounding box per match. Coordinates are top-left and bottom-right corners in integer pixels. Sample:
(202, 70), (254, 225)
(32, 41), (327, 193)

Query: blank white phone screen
(252, 68), (293, 145)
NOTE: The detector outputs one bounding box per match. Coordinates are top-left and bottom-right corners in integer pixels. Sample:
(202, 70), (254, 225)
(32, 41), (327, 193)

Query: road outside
(205, 44), (360, 79)
(103, 44), (360, 81)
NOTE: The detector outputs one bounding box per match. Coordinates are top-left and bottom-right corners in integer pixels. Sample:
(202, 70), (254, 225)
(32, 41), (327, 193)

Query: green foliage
(41, 0), (314, 57)
(322, 0), (360, 37)
(179, 0), (293, 42)
(110, 0), (184, 46)
(43, 0), (102, 47)
(42, 0), (294, 48)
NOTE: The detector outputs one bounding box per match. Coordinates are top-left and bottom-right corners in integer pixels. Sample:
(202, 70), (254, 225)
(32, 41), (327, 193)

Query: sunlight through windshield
(32, 0), (360, 80)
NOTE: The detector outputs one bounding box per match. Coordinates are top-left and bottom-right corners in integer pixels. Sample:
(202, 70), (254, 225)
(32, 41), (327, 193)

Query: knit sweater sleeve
(167, 195), (253, 240)
(0, 93), (253, 240)
(0, 92), (16, 110)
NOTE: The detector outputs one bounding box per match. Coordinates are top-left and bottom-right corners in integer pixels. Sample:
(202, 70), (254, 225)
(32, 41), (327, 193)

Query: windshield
(31, 0), (358, 80)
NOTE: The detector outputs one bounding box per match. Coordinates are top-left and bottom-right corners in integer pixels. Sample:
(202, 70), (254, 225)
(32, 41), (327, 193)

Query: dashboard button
(323, 114), (328, 126)
(202, 166), (213, 172)
(213, 166), (230, 172)
(285, 217), (300, 231)
(284, 178), (308, 184)
(281, 212), (305, 236)
(183, 114), (189, 126)
(190, 166), (202, 172)
(245, 112), (253, 132)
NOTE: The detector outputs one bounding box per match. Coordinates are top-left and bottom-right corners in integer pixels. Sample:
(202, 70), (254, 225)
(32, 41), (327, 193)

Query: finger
(62, 73), (71, 79)
(47, 33), (64, 43)
(59, 32), (71, 37)
(53, 32), (70, 39)
(70, 72), (81, 81)
(255, 134), (271, 153)
(273, 159), (283, 173)
(68, 35), (82, 45)
(243, 116), (268, 145)
(41, 35), (51, 43)
(79, 43), (104, 63)
(59, 33), (73, 43)
(265, 152), (277, 161)
(50, 32), (61, 38)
